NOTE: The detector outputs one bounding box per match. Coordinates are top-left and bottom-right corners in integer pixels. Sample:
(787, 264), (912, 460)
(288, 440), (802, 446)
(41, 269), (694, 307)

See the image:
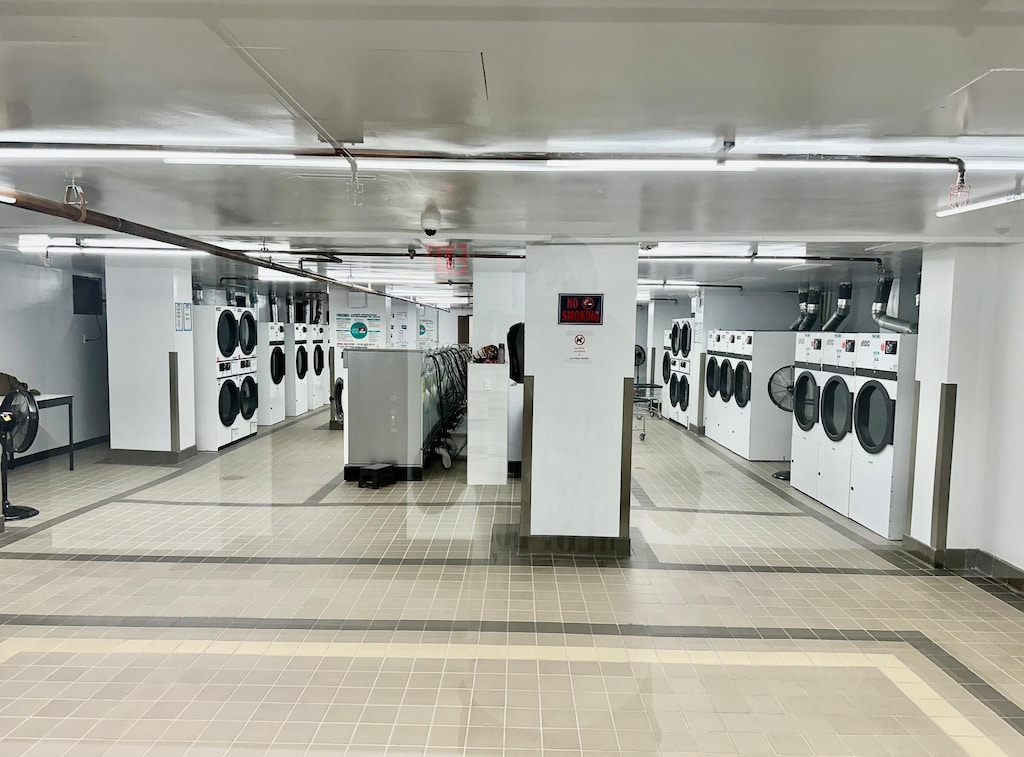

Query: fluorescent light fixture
(18, 234), (76, 253)
(638, 279), (701, 287)
(67, 247), (203, 257)
(257, 268), (308, 282)
(0, 148), (170, 161)
(546, 159), (754, 173)
(164, 153), (298, 166)
(965, 160), (1024, 172)
(0, 191), (15, 204)
(936, 192), (1024, 217)
(19, 234), (201, 256)
(647, 242), (751, 257)
(728, 159), (954, 172)
(757, 243), (807, 258)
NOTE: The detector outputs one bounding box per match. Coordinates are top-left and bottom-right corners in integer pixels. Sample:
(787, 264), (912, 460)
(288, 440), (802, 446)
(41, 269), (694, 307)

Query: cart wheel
(639, 433), (646, 441)
(444, 437), (459, 456)
(439, 447), (452, 469)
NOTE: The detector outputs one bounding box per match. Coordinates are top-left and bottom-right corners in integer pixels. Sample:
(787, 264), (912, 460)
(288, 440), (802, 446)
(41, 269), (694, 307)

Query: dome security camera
(421, 203), (441, 237)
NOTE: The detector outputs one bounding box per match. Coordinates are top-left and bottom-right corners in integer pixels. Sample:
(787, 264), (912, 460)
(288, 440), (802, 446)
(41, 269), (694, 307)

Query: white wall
(526, 244), (638, 538)
(472, 259), (526, 351)
(698, 290), (798, 332)
(0, 258), (110, 453)
(438, 310), (459, 346)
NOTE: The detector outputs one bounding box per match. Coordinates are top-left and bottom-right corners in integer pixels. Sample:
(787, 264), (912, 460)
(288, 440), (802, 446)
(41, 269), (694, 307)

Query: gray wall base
(107, 446), (197, 466)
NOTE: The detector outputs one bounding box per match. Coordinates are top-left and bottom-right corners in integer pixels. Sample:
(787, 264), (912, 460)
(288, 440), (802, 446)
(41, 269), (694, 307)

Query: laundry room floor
(0, 409), (1023, 755)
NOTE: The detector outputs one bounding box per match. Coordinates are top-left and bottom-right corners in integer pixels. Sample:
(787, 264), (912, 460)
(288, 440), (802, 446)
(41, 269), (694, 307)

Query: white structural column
(521, 244), (638, 555)
(105, 256), (195, 461)
(908, 245), (1001, 564)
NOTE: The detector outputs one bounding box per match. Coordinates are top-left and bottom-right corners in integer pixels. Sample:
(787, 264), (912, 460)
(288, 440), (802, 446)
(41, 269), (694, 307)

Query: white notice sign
(417, 318), (438, 349)
(336, 312), (384, 349)
(391, 311), (412, 348)
(566, 330), (592, 364)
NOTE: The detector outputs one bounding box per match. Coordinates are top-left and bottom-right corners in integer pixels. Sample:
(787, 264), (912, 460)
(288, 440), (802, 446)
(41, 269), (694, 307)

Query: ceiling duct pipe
(871, 277), (919, 334)
(799, 288), (822, 330)
(821, 282), (853, 332)
(790, 287), (809, 331)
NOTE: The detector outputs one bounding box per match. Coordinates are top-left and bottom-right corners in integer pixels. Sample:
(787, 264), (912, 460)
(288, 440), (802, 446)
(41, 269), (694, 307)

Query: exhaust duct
(822, 282), (853, 332)
(790, 287), (809, 331)
(799, 288), (822, 330)
(871, 277), (919, 334)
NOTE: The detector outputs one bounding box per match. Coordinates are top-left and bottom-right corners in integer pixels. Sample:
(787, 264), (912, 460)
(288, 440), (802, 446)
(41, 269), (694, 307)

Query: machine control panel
(857, 333), (901, 373)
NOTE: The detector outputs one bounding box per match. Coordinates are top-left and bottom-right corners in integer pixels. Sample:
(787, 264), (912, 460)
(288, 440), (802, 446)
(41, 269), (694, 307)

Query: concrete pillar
(105, 256), (195, 462)
(520, 244), (638, 556)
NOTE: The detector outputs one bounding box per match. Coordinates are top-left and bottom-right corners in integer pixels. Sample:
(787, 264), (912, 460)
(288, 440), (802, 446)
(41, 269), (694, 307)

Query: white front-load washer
(703, 330), (726, 442)
(815, 333), (858, 516)
(660, 330), (672, 421)
(257, 323), (287, 427)
(307, 324), (328, 408)
(849, 333), (918, 539)
(236, 357), (259, 441)
(669, 357), (690, 427)
(234, 307), (258, 361)
(285, 324), (310, 417)
(791, 333), (824, 500)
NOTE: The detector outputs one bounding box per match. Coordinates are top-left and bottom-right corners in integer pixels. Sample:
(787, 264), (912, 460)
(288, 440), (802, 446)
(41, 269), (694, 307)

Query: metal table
(16, 393), (74, 471)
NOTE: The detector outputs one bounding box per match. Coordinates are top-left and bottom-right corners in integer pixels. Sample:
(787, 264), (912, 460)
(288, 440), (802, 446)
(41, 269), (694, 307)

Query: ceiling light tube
(936, 192), (1024, 217)
(0, 191), (16, 204)
(547, 159), (754, 172)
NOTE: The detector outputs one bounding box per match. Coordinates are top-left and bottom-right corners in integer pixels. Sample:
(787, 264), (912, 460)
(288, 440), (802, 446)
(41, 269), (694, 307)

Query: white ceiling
(1, 0), (1024, 301)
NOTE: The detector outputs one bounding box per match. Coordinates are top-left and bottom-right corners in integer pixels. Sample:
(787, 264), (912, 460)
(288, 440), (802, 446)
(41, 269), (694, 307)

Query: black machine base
(3, 504), (40, 521)
(772, 470), (791, 481)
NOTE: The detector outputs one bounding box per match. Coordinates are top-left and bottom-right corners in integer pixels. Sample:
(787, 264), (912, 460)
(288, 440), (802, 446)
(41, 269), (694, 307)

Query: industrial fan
(1, 389), (41, 520)
(766, 366), (796, 481)
(634, 345), (646, 384)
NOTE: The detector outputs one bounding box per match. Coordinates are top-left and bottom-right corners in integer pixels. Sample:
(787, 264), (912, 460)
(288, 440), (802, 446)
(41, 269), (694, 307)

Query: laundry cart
(633, 382), (661, 441)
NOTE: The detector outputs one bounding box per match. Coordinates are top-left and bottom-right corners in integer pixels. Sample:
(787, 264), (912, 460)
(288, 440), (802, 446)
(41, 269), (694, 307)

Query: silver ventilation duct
(822, 282), (853, 332)
(871, 277), (919, 334)
(799, 288), (822, 330)
(268, 293), (279, 322)
(790, 287), (809, 331)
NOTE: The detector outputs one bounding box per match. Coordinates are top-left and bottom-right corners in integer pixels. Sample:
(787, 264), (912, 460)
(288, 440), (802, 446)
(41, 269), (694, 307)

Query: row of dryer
(662, 318), (700, 429)
(791, 332), (917, 540)
(704, 330), (794, 461)
(193, 306), (331, 452)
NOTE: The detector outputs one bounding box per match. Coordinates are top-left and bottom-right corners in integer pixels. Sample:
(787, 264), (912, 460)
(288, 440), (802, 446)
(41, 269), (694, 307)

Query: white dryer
(850, 333), (918, 539)
(285, 323), (310, 417)
(660, 330), (673, 421)
(307, 324), (329, 408)
(791, 333), (824, 500)
(194, 305), (240, 366)
(669, 357), (690, 427)
(257, 322), (287, 427)
(234, 307), (258, 361)
(816, 333), (858, 516)
(703, 330), (725, 439)
(193, 306), (244, 452)
(236, 357), (259, 441)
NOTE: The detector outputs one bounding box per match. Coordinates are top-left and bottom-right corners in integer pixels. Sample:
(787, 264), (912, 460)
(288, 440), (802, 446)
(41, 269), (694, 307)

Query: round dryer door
(239, 375), (258, 420)
(218, 380), (240, 426)
(662, 352), (671, 384)
(854, 380), (894, 454)
(734, 362), (751, 408)
(719, 359), (735, 402)
(679, 375), (690, 411)
(238, 311), (257, 356)
(670, 323), (682, 356)
(669, 374), (680, 408)
(270, 347), (286, 385)
(706, 357), (720, 398)
(793, 371), (819, 431)
(217, 310), (238, 359)
(313, 345), (325, 377)
(680, 322), (693, 358)
(821, 376), (853, 441)
(296, 346), (309, 380)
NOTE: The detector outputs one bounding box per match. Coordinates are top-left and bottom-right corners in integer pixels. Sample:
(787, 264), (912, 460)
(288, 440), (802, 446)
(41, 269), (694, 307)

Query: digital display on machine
(884, 341), (898, 355)
(811, 339), (822, 349)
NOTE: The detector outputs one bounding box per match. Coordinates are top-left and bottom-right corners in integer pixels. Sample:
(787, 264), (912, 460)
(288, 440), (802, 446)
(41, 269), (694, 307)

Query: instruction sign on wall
(417, 318), (438, 349)
(391, 311), (413, 348)
(174, 303), (192, 332)
(566, 330), (592, 364)
(558, 293), (604, 325)
(336, 312), (384, 349)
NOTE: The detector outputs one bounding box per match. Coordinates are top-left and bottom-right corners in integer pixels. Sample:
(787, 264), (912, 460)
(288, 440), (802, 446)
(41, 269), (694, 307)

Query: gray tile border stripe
(118, 499), (520, 509)
(631, 476), (806, 516)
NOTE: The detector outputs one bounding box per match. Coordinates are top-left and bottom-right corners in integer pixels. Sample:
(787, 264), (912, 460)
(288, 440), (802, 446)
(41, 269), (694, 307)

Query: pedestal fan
(766, 365), (795, 482)
(1, 389), (41, 521)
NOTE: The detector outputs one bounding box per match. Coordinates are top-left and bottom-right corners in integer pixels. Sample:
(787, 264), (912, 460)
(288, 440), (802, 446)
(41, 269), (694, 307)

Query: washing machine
(704, 330), (726, 441)
(235, 307), (258, 361)
(849, 333), (918, 539)
(257, 322), (287, 427)
(669, 357), (690, 427)
(307, 324), (328, 408)
(236, 356), (259, 441)
(791, 333), (824, 499)
(816, 333), (858, 516)
(285, 323), (310, 417)
(193, 305), (240, 366)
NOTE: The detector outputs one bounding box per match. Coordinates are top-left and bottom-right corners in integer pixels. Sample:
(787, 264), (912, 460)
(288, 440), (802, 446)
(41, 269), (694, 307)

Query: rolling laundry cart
(633, 382), (661, 441)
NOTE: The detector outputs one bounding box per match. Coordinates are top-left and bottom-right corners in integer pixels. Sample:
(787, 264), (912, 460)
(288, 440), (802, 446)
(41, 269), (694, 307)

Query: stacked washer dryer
(308, 323), (329, 408)
(257, 322), (287, 426)
(816, 333), (858, 516)
(791, 333), (824, 500)
(706, 330), (794, 461)
(194, 305), (259, 451)
(670, 319), (695, 429)
(849, 333), (918, 539)
(285, 323), (310, 417)
(660, 330), (673, 421)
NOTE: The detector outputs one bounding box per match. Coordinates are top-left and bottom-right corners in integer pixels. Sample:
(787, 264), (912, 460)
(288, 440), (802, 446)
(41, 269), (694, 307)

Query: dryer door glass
(679, 375), (690, 411)
(313, 345), (325, 376)
(669, 374), (680, 408)
(854, 381), (893, 454)
(238, 311), (257, 356)
(719, 360), (735, 402)
(270, 347), (286, 385)
(217, 310), (238, 358)
(670, 323), (681, 356)
(735, 362), (751, 408)
(662, 352), (671, 384)
(793, 371), (819, 431)
(218, 380), (240, 426)
(821, 376), (852, 441)
(296, 346), (309, 379)
(680, 322), (693, 358)
(706, 357), (720, 397)
(239, 376), (258, 420)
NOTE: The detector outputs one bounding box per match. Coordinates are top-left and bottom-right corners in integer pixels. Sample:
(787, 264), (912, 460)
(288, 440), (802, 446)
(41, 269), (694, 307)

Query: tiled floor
(1, 409), (1024, 755)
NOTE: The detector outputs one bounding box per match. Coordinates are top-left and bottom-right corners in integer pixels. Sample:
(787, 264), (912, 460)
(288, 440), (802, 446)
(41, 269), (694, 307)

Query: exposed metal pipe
(822, 282), (853, 332)
(799, 288), (822, 330)
(0, 185), (436, 309)
(790, 287), (809, 331)
(871, 277), (919, 334)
